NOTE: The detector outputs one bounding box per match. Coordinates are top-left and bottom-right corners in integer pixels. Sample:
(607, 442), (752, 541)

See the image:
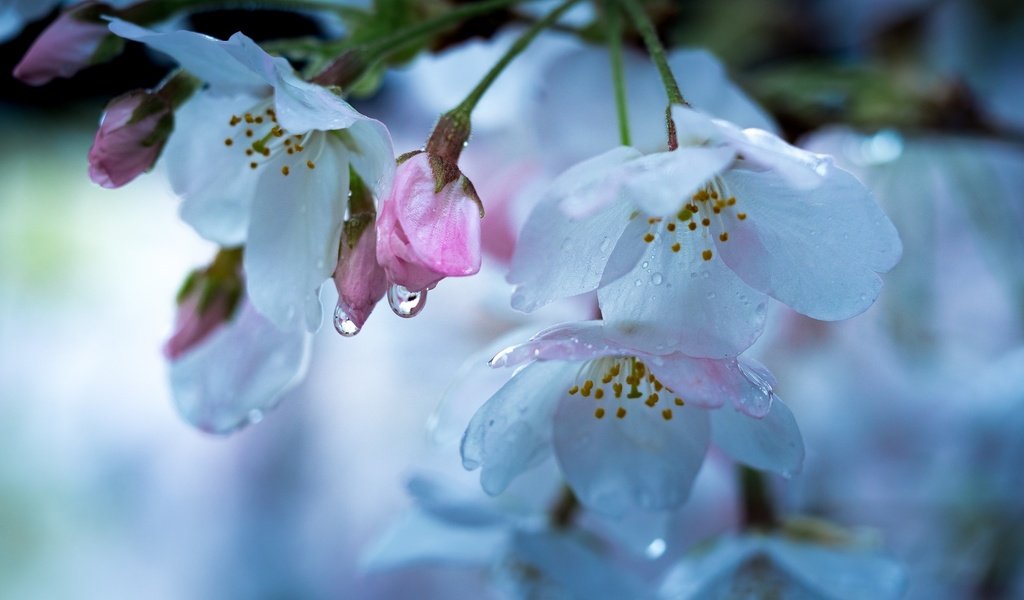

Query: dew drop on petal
(634, 279), (643, 287)
(645, 538), (667, 559)
(642, 261), (650, 270)
(387, 284), (427, 318)
(247, 408), (264, 425)
(651, 272), (663, 285)
(599, 237), (612, 254)
(333, 304), (360, 337)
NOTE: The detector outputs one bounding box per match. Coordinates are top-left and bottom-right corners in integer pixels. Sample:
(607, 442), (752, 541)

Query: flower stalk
(739, 466), (778, 530)
(604, 0), (631, 146)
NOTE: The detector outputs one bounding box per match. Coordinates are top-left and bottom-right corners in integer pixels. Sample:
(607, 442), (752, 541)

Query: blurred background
(1, 1), (1022, 598)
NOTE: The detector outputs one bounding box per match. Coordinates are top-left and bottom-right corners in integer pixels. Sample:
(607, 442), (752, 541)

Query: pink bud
(88, 91), (172, 188)
(13, 5), (112, 86)
(376, 152), (482, 292)
(333, 218), (388, 333)
(164, 283), (236, 360)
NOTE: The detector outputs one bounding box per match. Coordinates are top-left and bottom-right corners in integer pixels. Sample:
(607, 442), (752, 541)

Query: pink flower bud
(13, 4), (115, 86)
(333, 216), (388, 335)
(88, 91), (172, 188)
(164, 291), (234, 360)
(376, 152), (482, 292)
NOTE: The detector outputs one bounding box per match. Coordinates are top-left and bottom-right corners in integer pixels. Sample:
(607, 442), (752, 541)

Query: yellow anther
(719, 232), (729, 242)
(281, 166), (290, 176)
(229, 115), (241, 126)
(612, 383), (623, 397)
(224, 138), (233, 146)
(306, 160), (316, 169)
(667, 222), (677, 232)
(671, 242), (681, 253)
(710, 190), (719, 199)
(568, 385), (579, 395)
(737, 212), (747, 220)
(688, 222), (697, 231)
(245, 149), (254, 156)
(255, 116), (264, 124)
(643, 233), (655, 243)
(645, 394), (659, 407)
(727, 197), (736, 206)
(244, 113), (254, 123)
(702, 249), (713, 261)
(677, 209), (692, 221)
(245, 129), (254, 138)
(249, 162), (258, 169)
(713, 206), (721, 214)
(674, 398), (684, 406)
(287, 148), (295, 155)
(595, 408), (605, 419)
(701, 218), (711, 227)
(653, 381), (663, 391)
(594, 388), (605, 399)
(284, 139), (292, 146)
(662, 409), (673, 421)
(616, 407), (627, 419)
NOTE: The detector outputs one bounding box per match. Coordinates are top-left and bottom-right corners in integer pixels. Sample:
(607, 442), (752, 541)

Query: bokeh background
(2, 1), (1022, 598)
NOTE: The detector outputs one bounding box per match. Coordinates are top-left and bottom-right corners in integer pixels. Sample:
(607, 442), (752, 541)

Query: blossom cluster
(9, 0), (917, 596)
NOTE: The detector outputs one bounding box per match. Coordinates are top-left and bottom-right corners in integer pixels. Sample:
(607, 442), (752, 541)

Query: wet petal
(555, 146), (644, 218)
(616, 147), (735, 217)
(461, 361), (572, 495)
(361, 508), (506, 572)
(340, 118), (395, 197)
(489, 321), (628, 368)
(710, 398), (804, 477)
(553, 392), (711, 516)
(598, 230), (767, 358)
(716, 165), (902, 320)
(164, 92), (261, 245)
(766, 538), (907, 600)
(244, 133), (348, 331)
(108, 19), (267, 95)
(509, 190), (634, 312)
(169, 302), (311, 434)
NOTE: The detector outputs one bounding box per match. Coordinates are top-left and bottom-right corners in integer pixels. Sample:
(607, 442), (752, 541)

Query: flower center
(567, 356), (684, 421)
(222, 101), (320, 176)
(639, 178), (747, 261)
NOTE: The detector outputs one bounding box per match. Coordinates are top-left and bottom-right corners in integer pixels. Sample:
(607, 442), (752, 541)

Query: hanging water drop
(388, 284), (427, 318)
(333, 304), (360, 336)
(651, 272), (663, 285)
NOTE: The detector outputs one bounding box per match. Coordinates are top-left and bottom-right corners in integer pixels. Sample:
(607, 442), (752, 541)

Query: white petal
(340, 118), (395, 197)
(710, 398), (804, 477)
(488, 321), (624, 368)
(616, 147), (736, 217)
(648, 356), (774, 415)
(508, 187), (634, 312)
(598, 230), (768, 358)
(165, 92), (261, 245)
(405, 474), (508, 527)
(766, 538), (908, 600)
(552, 392), (710, 516)
(555, 146), (644, 218)
(360, 508), (506, 572)
(461, 361), (572, 495)
(168, 302), (311, 434)
(716, 165), (902, 320)
(107, 19), (268, 95)
(243, 133), (348, 331)
(659, 536), (760, 598)
(511, 531), (654, 600)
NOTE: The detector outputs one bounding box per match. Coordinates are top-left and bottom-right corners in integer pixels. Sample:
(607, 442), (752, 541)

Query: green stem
(738, 466), (777, 530)
(452, 0), (582, 117)
(549, 485), (580, 529)
(605, 0), (631, 146)
(617, 0), (685, 107)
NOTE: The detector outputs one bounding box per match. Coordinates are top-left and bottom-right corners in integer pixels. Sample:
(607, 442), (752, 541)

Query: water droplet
(598, 237), (612, 253)
(645, 538), (667, 559)
(701, 271), (710, 279)
(641, 261), (650, 269)
(634, 279), (643, 287)
(247, 409), (264, 425)
(387, 284), (427, 318)
(651, 272), (663, 285)
(333, 304), (360, 336)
